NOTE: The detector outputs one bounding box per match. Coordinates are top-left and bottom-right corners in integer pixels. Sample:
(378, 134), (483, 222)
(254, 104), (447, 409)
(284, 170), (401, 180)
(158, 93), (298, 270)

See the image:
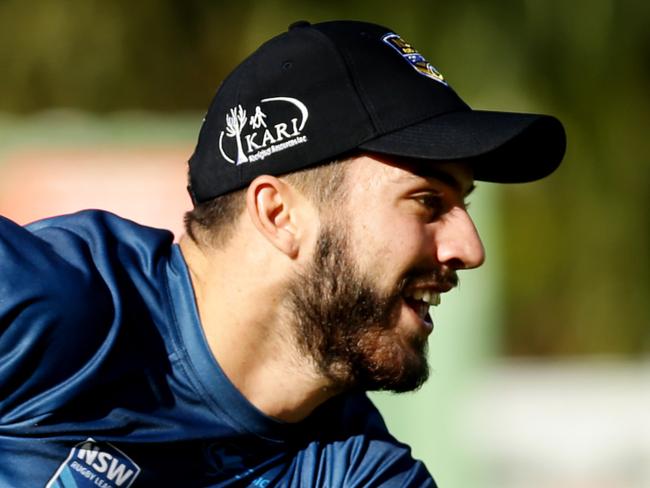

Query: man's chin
(368, 362), (429, 393)
(383, 367), (429, 393)
(345, 345), (430, 393)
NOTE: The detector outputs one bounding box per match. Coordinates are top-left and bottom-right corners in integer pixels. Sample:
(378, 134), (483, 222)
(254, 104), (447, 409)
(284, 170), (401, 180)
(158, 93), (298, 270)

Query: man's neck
(178, 234), (339, 423)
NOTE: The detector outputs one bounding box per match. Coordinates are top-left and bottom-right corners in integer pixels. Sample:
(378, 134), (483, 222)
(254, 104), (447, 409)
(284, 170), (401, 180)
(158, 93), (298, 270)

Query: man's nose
(434, 207), (485, 270)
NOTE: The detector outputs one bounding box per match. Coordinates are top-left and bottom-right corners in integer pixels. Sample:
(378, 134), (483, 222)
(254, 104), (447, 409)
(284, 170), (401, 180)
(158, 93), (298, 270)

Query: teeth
(405, 289), (442, 307)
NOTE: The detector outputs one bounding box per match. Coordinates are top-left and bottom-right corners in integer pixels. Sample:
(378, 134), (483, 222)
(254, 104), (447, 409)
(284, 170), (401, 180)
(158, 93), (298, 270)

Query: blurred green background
(2, 0), (649, 486)
(2, 0), (648, 357)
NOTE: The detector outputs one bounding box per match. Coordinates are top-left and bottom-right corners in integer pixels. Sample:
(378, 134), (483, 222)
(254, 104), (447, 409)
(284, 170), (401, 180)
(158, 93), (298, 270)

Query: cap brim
(358, 110), (566, 183)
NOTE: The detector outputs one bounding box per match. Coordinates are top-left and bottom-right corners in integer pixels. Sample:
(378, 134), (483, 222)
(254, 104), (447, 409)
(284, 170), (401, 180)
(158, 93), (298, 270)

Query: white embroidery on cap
(218, 97), (309, 165)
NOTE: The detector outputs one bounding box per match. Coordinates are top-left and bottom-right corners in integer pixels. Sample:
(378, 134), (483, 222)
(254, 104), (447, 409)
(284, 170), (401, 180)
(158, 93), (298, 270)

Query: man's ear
(246, 175), (305, 258)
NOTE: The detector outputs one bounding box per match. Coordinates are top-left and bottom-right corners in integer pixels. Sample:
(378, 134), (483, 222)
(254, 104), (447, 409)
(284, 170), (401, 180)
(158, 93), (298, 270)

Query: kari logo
(46, 438), (141, 488)
(382, 32), (448, 86)
(218, 97), (309, 165)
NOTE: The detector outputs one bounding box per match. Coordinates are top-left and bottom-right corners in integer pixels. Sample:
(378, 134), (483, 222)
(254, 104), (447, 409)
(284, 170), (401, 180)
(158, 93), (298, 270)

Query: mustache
(398, 267), (460, 293)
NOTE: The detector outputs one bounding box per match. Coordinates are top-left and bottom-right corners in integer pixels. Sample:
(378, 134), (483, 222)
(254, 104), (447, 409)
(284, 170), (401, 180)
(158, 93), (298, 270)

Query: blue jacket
(0, 211), (435, 487)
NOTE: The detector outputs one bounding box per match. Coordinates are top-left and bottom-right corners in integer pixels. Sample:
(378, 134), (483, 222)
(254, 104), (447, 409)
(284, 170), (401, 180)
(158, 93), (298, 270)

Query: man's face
(286, 153), (485, 393)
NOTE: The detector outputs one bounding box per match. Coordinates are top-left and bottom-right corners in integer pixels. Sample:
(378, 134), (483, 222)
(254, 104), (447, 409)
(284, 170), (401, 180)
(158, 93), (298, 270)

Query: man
(0, 20), (565, 487)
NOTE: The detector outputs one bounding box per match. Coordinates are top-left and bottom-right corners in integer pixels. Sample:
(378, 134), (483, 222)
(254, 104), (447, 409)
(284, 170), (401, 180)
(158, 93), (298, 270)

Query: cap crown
(189, 20), (468, 202)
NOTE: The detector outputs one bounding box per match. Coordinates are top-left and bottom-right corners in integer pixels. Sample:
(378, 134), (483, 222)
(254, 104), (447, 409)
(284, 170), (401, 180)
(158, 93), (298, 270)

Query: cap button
(289, 20), (311, 30)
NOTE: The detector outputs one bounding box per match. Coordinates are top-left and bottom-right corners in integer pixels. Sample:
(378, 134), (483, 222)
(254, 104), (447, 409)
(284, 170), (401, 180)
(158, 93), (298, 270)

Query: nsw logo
(46, 438), (141, 488)
(218, 97), (309, 165)
(382, 32), (447, 86)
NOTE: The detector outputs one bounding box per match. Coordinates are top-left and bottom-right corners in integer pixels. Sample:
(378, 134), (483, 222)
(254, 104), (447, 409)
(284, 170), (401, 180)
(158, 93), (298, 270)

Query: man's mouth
(402, 288), (441, 323)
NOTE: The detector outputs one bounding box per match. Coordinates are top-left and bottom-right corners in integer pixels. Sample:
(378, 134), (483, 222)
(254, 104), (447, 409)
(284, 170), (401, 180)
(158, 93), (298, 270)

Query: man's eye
(415, 194), (444, 220)
(418, 194), (441, 208)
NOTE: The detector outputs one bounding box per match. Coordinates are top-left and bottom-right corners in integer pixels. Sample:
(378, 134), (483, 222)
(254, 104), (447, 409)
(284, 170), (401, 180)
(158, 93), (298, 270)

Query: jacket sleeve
(0, 215), (113, 425)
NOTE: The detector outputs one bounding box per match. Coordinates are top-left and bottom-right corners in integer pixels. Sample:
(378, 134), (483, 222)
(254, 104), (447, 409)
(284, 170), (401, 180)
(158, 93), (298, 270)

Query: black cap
(188, 20), (566, 204)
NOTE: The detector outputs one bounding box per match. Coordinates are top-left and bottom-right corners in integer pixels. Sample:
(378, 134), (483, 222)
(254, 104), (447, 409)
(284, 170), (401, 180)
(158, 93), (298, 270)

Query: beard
(285, 222), (456, 393)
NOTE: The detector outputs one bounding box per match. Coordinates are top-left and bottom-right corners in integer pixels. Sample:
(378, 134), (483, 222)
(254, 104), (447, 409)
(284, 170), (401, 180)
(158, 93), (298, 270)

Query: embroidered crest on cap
(46, 438), (141, 488)
(218, 97), (309, 165)
(382, 33), (447, 85)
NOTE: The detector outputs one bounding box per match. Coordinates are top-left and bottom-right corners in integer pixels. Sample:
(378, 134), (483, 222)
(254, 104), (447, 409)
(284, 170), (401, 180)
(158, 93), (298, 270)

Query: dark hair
(184, 157), (350, 248)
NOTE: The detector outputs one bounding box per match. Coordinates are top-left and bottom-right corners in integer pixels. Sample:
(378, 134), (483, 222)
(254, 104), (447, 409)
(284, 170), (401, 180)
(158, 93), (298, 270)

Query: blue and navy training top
(0, 210), (435, 487)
